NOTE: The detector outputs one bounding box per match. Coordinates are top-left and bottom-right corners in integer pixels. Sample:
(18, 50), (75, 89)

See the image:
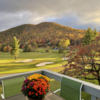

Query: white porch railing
(0, 69), (100, 100)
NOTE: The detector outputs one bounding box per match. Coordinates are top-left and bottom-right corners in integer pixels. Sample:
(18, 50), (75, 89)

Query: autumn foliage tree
(11, 37), (20, 60)
(23, 44), (34, 52)
(58, 39), (70, 53)
(63, 36), (100, 85)
(3, 45), (12, 52)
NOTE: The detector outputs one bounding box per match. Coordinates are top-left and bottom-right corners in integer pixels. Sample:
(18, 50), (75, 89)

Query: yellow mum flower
(27, 73), (50, 81)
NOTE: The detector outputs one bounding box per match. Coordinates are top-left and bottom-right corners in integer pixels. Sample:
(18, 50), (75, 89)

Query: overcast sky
(0, 0), (100, 31)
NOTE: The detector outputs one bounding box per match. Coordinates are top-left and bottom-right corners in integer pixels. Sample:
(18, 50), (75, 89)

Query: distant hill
(0, 22), (85, 47)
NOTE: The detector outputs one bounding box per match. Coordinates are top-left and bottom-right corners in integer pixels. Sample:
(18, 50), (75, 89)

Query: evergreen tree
(82, 28), (98, 45)
(93, 29), (98, 38)
(31, 41), (38, 48)
(11, 37), (20, 59)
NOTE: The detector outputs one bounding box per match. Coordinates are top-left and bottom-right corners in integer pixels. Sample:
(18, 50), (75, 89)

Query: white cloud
(0, 0), (100, 31)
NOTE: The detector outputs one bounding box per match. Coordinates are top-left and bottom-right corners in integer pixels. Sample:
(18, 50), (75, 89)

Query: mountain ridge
(0, 22), (84, 33)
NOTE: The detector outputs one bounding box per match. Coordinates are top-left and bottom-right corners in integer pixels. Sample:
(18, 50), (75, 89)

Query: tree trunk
(98, 80), (100, 85)
(15, 56), (17, 60)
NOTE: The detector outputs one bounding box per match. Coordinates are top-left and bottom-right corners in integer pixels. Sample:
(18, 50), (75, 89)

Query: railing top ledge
(43, 70), (100, 98)
(43, 70), (100, 89)
(0, 69), (43, 83)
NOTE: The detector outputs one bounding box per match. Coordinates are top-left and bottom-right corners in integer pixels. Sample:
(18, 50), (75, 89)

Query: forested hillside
(0, 22), (85, 47)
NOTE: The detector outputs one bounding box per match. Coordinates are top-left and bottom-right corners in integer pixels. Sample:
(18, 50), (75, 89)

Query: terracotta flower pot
(26, 97), (44, 100)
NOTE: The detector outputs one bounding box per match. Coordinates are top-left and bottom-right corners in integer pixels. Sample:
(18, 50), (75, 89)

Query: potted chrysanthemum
(21, 74), (50, 100)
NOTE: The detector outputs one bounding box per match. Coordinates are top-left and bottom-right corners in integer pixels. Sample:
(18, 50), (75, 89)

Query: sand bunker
(36, 62), (54, 67)
(15, 59), (33, 63)
(62, 57), (69, 60)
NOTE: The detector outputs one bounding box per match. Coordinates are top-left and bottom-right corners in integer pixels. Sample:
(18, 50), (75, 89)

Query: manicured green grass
(2, 77), (25, 98)
(0, 48), (65, 75)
